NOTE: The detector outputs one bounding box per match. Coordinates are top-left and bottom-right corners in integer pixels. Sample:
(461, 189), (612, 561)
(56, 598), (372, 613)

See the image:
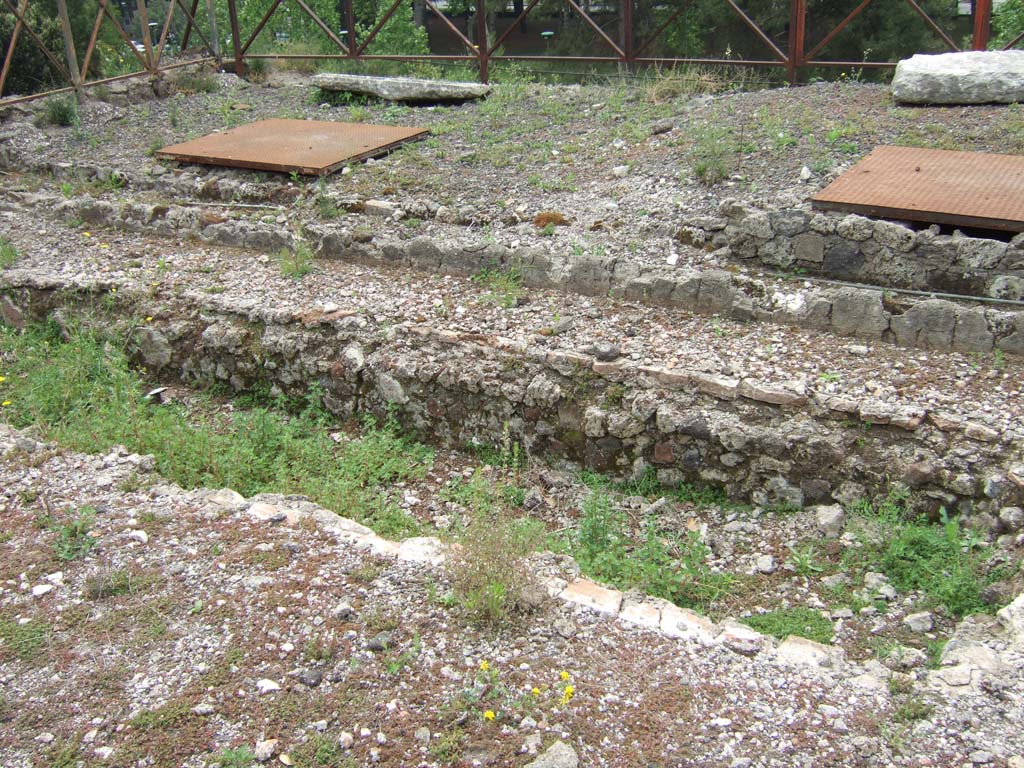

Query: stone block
(892, 51), (1024, 104)
(793, 232), (825, 263)
(718, 620), (766, 655)
(872, 219), (915, 252)
(312, 72), (491, 101)
(660, 603), (717, 644)
(836, 214), (874, 241)
(773, 635), (836, 667)
(952, 307), (994, 353)
(737, 379), (807, 407)
(619, 596), (663, 630)
(559, 578), (623, 616)
(739, 211), (773, 239)
(830, 288), (889, 337)
(691, 372), (739, 400)
(397, 536), (445, 565)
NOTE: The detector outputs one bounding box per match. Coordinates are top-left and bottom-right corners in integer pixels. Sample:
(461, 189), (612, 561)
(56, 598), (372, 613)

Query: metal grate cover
(156, 119), (429, 176)
(811, 146), (1024, 232)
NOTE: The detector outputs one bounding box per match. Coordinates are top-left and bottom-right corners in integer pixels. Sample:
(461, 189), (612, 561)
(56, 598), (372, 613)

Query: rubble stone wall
(684, 199), (1024, 301)
(2, 280), (1022, 530)
(35, 193), (1024, 358)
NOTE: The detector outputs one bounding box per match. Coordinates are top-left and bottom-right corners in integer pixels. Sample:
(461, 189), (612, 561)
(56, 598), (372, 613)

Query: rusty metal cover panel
(156, 118), (428, 176)
(812, 146), (1024, 232)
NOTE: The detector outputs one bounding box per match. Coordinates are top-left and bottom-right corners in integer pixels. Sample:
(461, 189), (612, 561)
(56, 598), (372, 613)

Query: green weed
(843, 488), (1003, 617)
(53, 507), (97, 561)
(0, 237), (18, 269)
(214, 746), (256, 767)
(472, 266), (526, 308)
(572, 490), (733, 612)
(0, 324), (432, 540)
(741, 607), (834, 644)
(276, 243), (314, 279)
(445, 472), (542, 626)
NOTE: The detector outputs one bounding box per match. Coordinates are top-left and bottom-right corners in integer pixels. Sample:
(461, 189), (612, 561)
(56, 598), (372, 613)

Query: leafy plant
(741, 607), (834, 644)
(572, 490), (733, 612)
(53, 507), (97, 561)
(445, 472), (541, 626)
(842, 489), (1002, 617)
(786, 543), (823, 576)
(215, 746), (257, 768)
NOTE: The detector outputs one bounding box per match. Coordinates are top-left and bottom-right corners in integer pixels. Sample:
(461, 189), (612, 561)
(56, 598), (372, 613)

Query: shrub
(44, 95), (79, 127)
(992, 0), (1024, 49)
(445, 471), (541, 626)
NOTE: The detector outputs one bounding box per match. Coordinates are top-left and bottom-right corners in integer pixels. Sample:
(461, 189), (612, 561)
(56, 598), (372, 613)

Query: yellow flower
(1, 400), (10, 407)
(0, 375), (5, 383)
(479, 660), (489, 672)
(559, 670), (570, 682)
(100, 244), (110, 249)
(531, 687), (540, 697)
(561, 685), (574, 704)
(483, 710), (495, 721)
(82, 232), (91, 237)
(145, 316), (153, 322)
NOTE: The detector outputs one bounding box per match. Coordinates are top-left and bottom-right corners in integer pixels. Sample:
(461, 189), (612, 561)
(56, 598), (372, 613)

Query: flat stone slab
(312, 73), (491, 102)
(892, 51), (1024, 104)
(559, 578), (623, 616)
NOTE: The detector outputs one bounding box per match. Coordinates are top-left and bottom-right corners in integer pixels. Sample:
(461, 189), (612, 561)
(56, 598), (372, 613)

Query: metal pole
(972, 0), (991, 50)
(205, 0), (221, 58)
(621, 0), (633, 65)
(0, 0), (29, 96)
(788, 0), (805, 83)
(226, 0), (245, 75)
(56, 0), (83, 88)
(136, 0), (156, 72)
(345, 0), (356, 59)
(475, 0), (488, 83)
(181, 0), (200, 50)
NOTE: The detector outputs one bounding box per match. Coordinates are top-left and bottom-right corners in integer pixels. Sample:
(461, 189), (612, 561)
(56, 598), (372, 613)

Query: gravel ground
(1, 425), (1023, 768)
(1, 70), (1024, 767)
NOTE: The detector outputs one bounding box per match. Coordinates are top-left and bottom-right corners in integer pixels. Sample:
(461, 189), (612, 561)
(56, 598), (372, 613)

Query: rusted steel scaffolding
(0, 0), (1019, 104)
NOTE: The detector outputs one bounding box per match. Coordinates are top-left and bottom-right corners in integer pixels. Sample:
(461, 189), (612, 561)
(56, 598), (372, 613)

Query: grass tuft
(0, 237), (19, 269)
(741, 607), (834, 644)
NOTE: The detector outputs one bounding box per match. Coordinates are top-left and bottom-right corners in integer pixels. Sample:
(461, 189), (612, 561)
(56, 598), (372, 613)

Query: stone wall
(2, 278), (1022, 529)
(684, 198), (1024, 300)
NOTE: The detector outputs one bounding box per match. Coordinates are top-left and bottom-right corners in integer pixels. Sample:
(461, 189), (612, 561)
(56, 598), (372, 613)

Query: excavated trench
(0, 73), (1022, 528)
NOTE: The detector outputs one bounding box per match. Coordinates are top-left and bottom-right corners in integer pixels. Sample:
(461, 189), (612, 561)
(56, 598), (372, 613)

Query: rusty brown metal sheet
(812, 146), (1024, 232)
(155, 118), (428, 176)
